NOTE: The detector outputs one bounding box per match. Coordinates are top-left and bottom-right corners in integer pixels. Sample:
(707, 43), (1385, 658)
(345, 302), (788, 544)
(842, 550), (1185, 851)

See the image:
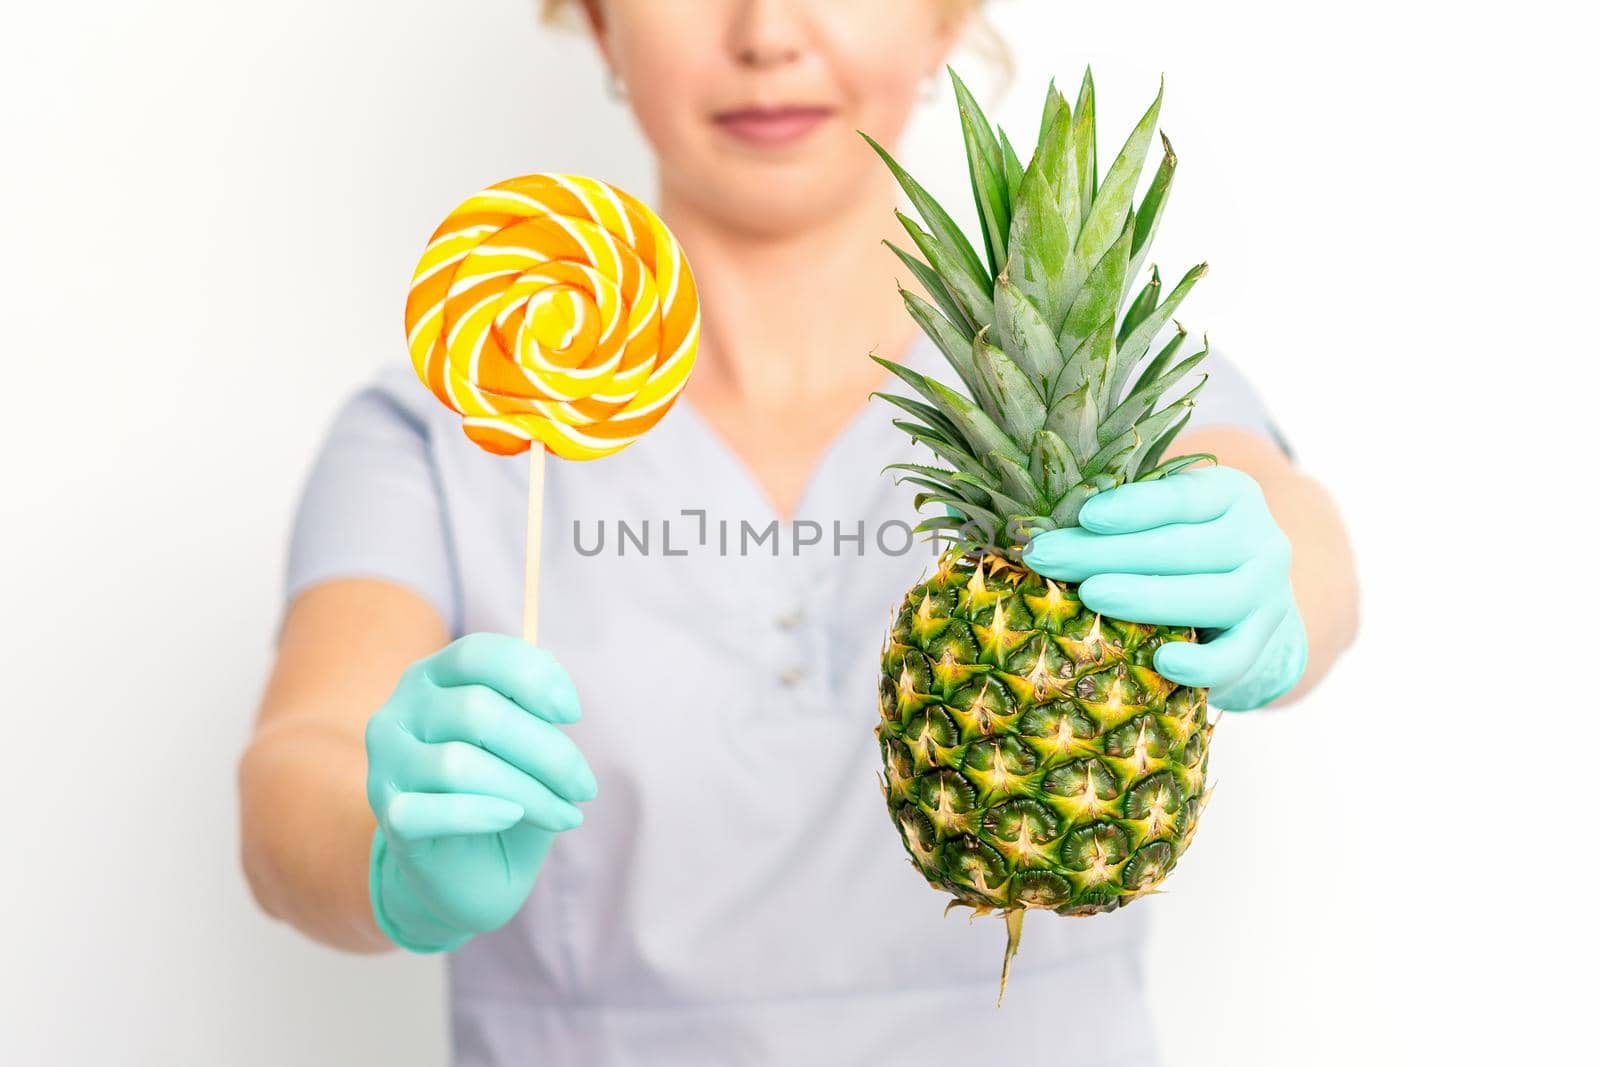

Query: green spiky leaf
(875, 359), (1024, 472)
(921, 375), (1031, 473)
(919, 496), (1005, 528)
(1120, 265), (1163, 345)
(1050, 475), (1117, 527)
(902, 476), (981, 507)
(1004, 161), (1073, 331)
(893, 421), (990, 482)
(861, 130), (990, 291)
(897, 285), (984, 397)
(949, 67), (1010, 278)
(1058, 316), (1116, 401)
(1138, 450), (1212, 482)
(987, 450), (1046, 512)
(883, 461), (986, 488)
(872, 389), (963, 444)
(1121, 382), (1204, 476)
(993, 275), (1067, 388)
(1083, 427), (1139, 480)
(1125, 326), (1191, 402)
(971, 334), (1047, 441)
(1030, 429), (1081, 503)
(1037, 79), (1067, 169)
(887, 242), (976, 338)
(1059, 218), (1134, 363)
(1098, 350), (1205, 446)
(998, 128), (1026, 205)
(1068, 68), (1097, 230)
(1045, 381), (1100, 467)
(1108, 262), (1208, 403)
(896, 211), (995, 329)
(1076, 81), (1162, 274)
(1128, 132), (1175, 283)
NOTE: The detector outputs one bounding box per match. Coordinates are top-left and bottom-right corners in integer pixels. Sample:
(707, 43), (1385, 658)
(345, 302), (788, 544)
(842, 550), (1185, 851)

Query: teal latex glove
(1021, 466), (1307, 711)
(364, 633), (596, 953)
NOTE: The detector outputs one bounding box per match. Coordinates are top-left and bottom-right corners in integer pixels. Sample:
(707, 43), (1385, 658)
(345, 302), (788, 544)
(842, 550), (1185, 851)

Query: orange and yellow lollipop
(403, 174), (699, 641)
(405, 173), (699, 460)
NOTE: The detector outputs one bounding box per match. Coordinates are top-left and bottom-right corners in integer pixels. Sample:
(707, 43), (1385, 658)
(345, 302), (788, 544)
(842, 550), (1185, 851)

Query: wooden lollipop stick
(522, 446), (546, 645)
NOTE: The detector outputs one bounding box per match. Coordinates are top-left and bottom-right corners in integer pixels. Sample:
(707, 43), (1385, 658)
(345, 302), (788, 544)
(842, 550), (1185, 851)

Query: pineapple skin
(878, 551), (1211, 919)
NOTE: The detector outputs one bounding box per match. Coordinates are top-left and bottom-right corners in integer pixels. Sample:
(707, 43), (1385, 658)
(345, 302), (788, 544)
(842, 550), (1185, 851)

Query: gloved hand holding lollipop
(368, 174), (699, 951)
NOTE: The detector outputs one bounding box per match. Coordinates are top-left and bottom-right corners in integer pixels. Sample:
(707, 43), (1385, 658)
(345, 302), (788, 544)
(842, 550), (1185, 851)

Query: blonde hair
(537, 0), (1014, 96)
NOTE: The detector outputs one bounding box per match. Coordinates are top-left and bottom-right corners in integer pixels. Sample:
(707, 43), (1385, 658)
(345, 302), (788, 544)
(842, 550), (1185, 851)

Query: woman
(239, 1), (1358, 1063)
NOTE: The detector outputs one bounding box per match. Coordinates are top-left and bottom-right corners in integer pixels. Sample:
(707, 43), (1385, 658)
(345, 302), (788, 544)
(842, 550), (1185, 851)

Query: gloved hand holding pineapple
(1024, 466), (1306, 712)
(869, 67), (1305, 1000)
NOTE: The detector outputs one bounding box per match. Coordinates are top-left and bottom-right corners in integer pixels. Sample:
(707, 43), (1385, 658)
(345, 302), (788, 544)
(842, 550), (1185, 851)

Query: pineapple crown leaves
(863, 66), (1213, 556)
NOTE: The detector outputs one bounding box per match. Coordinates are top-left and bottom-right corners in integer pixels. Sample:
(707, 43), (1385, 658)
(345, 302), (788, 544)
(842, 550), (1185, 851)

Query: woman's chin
(699, 185), (853, 237)
(672, 146), (867, 230)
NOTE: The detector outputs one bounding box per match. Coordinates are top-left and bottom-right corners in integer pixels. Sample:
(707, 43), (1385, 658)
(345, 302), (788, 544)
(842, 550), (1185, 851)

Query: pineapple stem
(997, 908), (1025, 1007)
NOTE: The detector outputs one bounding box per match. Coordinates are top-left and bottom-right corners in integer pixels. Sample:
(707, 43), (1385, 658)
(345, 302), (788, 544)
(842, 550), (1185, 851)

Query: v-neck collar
(661, 332), (943, 527)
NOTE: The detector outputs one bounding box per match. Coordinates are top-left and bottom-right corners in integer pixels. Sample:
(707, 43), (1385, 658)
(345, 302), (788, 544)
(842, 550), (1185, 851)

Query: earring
(606, 68), (627, 101)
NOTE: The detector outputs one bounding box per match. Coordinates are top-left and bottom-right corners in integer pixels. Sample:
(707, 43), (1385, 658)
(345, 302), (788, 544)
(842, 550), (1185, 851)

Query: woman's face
(581, 0), (971, 236)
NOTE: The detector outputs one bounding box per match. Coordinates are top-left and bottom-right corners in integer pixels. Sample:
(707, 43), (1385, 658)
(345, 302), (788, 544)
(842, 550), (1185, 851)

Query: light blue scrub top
(287, 335), (1279, 1066)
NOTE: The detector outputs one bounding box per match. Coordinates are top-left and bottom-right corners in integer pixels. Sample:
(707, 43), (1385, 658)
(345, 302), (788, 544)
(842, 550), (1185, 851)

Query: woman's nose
(728, 0), (806, 69)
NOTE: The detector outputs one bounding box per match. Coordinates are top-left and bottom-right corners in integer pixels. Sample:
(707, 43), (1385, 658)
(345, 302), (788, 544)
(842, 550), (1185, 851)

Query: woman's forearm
(1178, 427), (1359, 703)
(239, 579), (452, 952)
(1265, 467), (1359, 701)
(238, 715), (387, 952)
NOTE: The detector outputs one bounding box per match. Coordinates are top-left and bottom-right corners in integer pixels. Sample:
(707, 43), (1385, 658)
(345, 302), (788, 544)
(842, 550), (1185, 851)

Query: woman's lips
(712, 106), (834, 146)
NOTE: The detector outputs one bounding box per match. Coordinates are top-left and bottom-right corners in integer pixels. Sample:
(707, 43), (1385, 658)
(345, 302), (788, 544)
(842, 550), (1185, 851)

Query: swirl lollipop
(404, 173), (700, 639)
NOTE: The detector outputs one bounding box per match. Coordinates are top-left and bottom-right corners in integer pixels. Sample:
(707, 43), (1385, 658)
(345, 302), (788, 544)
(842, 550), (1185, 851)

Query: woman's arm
(238, 579), (449, 952)
(1175, 426), (1359, 703)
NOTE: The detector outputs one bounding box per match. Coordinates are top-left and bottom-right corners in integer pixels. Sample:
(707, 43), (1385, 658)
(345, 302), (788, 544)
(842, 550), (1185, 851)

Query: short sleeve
(1180, 348), (1293, 459)
(284, 379), (460, 633)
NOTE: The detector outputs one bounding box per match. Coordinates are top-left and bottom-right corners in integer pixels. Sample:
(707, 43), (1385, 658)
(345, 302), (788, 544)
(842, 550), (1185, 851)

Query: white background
(2, 0), (1592, 1063)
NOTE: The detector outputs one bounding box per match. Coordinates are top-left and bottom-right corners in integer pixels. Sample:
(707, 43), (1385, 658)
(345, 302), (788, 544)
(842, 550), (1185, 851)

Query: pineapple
(865, 68), (1216, 1002)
